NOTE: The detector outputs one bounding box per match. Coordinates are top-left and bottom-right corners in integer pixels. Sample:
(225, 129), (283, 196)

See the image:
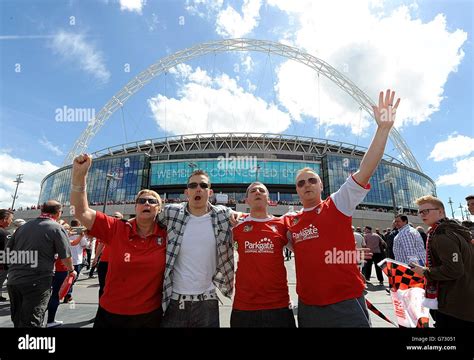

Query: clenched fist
(72, 154), (92, 178)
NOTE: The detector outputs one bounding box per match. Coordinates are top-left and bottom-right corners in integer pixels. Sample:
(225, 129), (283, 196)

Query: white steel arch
(65, 38), (421, 171)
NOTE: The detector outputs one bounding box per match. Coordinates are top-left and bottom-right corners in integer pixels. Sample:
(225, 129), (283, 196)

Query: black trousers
(7, 277), (52, 328)
(93, 305), (163, 328)
(231, 307), (296, 328)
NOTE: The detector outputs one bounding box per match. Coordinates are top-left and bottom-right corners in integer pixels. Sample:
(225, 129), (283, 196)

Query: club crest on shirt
(156, 236), (163, 246)
(269, 225), (278, 233)
(243, 225), (253, 232)
(291, 217), (300, 226)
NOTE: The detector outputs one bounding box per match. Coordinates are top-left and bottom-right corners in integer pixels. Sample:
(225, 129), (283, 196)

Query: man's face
(295, 171), (323, 204)
(135, 195), (160, 221)
(467, 199), (474, 215)
(246, 183), (269, 210)
(393, 217), (405, 229)
(417, 203), (444, 226)
(185, 174), (213, 208)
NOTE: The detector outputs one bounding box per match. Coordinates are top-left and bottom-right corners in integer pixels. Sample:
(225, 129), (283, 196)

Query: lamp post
(11, 174), (24, 210)
(102, 173), (120, 214)
(459, 203), (465, 221)
(448, 197), (455, 219)
(380, 178), (397, 214)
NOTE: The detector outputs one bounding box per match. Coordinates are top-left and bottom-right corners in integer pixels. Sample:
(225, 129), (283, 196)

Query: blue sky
(0, 0), (472, 219)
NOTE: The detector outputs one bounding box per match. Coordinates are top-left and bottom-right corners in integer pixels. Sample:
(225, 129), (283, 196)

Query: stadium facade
(38, 133), (436, 214)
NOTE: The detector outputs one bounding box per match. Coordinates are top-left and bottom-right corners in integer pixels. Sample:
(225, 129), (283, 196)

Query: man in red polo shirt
(70, 154), (167, 328)
(231, 182), (295, 327)
(286, 89), (400, 327)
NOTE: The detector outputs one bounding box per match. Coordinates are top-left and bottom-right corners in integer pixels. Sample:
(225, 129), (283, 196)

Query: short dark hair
(395, 214), (408, 223)
(187, 170), (211, 185)
(0, 209), (13, 221)
(70, 219), (81, 227)
(41, 202), (62, 215)
(364, 226), (372, 231)
(466, 195), (474, 201)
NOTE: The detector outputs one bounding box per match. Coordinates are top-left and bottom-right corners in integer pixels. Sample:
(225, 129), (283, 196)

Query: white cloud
(147, 65), (291, 134)
(119, 0), (146, 14)
(39, 136), (64, 156)
(50, 31), (111, 83)
(216, 0), (262, 37)
(429, 134), (474, 161)
(0, 153), (58, 209)
(267, 0), (467, 134)
(185, 0), (224, 18)
(436, 157), (474, 187)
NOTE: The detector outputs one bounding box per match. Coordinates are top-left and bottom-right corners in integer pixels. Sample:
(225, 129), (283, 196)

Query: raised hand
(72, 154), (92, 178)
(372, 89), (400, 130)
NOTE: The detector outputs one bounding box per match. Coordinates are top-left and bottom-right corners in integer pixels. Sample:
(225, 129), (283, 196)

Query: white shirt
(69, 235), (88, 266)
(173, 213), (217, 294)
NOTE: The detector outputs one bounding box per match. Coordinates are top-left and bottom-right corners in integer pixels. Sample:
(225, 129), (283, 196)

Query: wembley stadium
(37, 132), (436, 222)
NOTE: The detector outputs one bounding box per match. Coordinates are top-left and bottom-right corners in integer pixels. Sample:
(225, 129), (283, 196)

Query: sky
(0, 0), (472, 219)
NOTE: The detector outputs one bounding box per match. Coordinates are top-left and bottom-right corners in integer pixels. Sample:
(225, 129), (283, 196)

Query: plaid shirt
(393, 224), (426, 265)
(157, 202), (234, 312)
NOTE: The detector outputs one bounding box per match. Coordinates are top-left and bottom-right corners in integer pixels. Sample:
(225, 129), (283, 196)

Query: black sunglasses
(136, 198), (159, 205)
(187, 182), (210, 189)
(297, 177), (318, 188)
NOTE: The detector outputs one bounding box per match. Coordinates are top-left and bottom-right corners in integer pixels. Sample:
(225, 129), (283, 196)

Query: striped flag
(378, 258), (430, 328)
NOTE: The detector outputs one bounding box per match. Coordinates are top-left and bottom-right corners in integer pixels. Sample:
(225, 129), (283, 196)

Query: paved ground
(0, 258), (401, 328)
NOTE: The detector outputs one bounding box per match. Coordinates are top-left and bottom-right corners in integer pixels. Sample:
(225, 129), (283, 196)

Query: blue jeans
(161, 299), (219, 328)
(231, 307), (296, 328)
(47, 271), (68, 323)
(298, 296), (371, 328)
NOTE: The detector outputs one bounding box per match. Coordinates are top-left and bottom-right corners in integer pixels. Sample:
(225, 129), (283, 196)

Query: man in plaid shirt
(393, 214), (426, 265)
(157, 170), (237, 327)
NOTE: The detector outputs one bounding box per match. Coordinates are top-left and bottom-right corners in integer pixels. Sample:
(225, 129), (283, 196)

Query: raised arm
(353, 89), (400, 186)
(70, 154), (96, 230)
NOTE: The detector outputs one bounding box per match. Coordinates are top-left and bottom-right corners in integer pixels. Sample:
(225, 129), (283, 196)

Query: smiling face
(246, 182), (269, 211)
(295, 169), (323, 207)
(185, 174), (213, 211)
(134, 190), (161, 222)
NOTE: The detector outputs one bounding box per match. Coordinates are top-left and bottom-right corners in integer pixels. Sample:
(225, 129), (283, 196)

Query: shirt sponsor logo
(292, 224), (319, 243)
(244, 238), (275, 254)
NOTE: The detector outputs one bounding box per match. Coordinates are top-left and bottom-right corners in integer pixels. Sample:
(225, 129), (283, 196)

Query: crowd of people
(1, 90), (473, 328)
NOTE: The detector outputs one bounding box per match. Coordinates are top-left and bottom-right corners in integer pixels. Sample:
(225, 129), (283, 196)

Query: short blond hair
(296, 167), (319, 180)
(415, 195), (445, 211)
(135, 189), (162, 207)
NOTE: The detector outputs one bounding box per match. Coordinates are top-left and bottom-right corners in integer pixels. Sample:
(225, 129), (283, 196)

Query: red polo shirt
(90, 211), (166, 315)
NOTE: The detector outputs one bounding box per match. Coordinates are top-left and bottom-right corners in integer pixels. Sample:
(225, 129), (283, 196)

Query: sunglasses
(297, 177), (318, 188)
(417, 208), (439, 216)
(136, 198), (159, 205)
(187, 182), (210, 189)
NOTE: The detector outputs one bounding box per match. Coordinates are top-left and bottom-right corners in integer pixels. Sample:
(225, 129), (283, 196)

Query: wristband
(71, 184), (86, 192)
